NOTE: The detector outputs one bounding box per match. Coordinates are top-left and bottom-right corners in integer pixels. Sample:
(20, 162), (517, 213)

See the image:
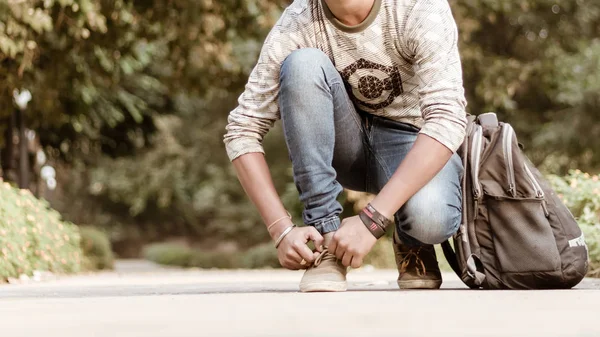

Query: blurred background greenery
(0, 0), (599, 277)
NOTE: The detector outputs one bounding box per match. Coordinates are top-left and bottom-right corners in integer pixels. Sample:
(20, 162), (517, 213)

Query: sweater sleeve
(224, 8), (309, 161)
(403, 0), (467, 152)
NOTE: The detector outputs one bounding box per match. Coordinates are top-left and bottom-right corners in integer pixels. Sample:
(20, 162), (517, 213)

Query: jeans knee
(280, 48), (332, 84)
(397, 200), (461, 245)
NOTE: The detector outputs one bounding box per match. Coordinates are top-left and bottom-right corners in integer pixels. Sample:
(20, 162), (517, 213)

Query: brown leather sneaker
(299, 248), (347, 292)
(393, 231), (442, 289)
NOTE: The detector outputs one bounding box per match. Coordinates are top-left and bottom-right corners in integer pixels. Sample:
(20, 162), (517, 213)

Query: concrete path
(1, 260), (599, 337)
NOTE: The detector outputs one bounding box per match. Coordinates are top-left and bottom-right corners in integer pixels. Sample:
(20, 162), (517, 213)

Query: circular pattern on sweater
(341, 58), (403, 110)
(358, 75), (384, 99)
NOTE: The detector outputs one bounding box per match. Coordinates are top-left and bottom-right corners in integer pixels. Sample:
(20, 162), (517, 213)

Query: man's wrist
(359, 211), (386, 238)
(268, 219), (295, 241)
(274, 224), (296, 248)
(368, 200), (394, 219)
(359, 204), (394, 239)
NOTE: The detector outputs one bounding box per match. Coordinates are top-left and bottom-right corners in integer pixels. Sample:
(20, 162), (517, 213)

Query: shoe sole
(397, 279), (442, 290)
(299, 281), (347, 292)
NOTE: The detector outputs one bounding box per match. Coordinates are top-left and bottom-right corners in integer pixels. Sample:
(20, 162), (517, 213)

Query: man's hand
(276, 224), (324, 270)
(329, 215), (377, 268)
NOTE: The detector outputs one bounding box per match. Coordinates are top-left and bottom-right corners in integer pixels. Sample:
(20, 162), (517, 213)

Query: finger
(334, 242), (346, 260)
(329, 234), (338, 254)
(279, 256), (299, 270)
(305, 228), (324, 252)
(286, 250), (303, 269)
(281, 259), (296, 270)
(294, 241), (316, 264)
(351, 256), (363, 269)
(342, 251), (353, 267)
(332, 236), (346, 259)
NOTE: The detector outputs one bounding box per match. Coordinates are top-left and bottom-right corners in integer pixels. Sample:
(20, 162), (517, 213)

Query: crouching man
(224, 0), (467, 292)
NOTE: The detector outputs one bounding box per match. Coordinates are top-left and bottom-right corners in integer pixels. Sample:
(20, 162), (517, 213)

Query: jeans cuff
(311, 216), (341, 235)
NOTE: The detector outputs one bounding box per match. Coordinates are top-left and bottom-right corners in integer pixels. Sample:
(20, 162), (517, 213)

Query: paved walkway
(0, 260), (599, 337)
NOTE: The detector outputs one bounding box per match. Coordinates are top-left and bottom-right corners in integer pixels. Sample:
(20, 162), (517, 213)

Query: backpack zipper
(524, 163), (550, 217)
(471, 124), (483, 200)
(502, 124), (517, 197)
(523, 163), (544, 199)
(470, 124), (483, 220)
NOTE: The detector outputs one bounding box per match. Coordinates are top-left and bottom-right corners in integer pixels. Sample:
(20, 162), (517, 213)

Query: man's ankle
(322, 232), (336, 246)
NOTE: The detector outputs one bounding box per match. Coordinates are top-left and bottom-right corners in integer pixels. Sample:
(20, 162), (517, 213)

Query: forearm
(370, 134), (453, 219)
(232, 152), (292, 240)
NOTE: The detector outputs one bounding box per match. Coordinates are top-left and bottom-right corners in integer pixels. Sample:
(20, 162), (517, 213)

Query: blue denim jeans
(279, 48), (463, 247)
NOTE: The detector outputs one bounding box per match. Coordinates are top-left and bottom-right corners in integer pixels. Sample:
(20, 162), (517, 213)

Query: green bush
(0, 181), (83, 280)
(143, 242), (194, 267)
(80, 227), (115, 271)
(549, 170), (600, 277)
(189, 250), (236, 269)
(238, 243), (280, 269)
(143, 241), (278, 269)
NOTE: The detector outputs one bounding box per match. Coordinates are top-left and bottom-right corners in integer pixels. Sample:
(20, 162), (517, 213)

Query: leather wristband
(364, 204), (394, 230)
(359, 210), (386, 239)
(359, 203), (394, 239)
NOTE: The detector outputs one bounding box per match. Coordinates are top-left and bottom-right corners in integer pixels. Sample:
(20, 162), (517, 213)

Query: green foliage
(0, 0), (286, 156)
(549, 170), (600, 276)
(239, 243), (280, 269)
(143, 242), (238, 269)
(582, 226), (600, 278)
(142, 242), (193, 267)
(58, 101), (301, 249)
(189, 249), (237, 269)
(0, 180), (82, 280)
(0, 0), (139, 153)
(79, 226), (114, 271)
(453, 0), (600, 171)
(143, 241), (280, 269)
(1, 0), (299, 251)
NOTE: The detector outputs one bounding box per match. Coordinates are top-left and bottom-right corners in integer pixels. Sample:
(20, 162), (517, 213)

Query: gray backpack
(442, 113), (589, 289)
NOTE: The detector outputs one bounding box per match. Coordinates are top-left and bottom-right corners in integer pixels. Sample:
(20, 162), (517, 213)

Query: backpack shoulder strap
(441, 240), (461, 276)
(442, 113), (490, 288)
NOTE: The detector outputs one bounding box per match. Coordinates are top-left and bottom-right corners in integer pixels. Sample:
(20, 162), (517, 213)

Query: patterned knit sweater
(224, 0), (467, 161)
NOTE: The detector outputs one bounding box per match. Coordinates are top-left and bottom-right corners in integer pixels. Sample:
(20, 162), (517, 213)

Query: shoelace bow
(397, 247), (427, 276)
(312, 247), (335, 267)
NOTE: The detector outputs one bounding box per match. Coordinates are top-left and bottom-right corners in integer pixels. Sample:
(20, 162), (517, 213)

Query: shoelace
(397, 247), (427, 276)
(313, 248), (335, 267)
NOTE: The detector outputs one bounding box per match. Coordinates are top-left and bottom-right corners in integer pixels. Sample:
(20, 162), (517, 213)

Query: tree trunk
(1, 112), (15, 181)
(16, 109), (29, 189)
